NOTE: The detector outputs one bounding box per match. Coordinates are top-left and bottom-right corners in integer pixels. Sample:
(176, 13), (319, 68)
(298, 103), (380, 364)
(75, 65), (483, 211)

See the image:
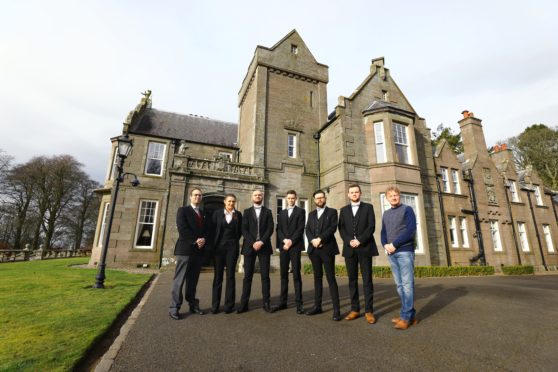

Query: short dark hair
(224, 193), (237, 200)
(286, 190), (297, 197)
(313, 189), (326, 198)
(190, 187), (202, 196)
(348, 184), (361, 192)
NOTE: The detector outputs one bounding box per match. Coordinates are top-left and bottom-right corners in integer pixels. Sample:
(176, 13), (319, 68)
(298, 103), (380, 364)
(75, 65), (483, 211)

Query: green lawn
(0, 258), (152, 371)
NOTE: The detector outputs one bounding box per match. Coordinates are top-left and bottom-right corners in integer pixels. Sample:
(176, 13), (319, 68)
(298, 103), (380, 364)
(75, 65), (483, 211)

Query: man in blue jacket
(381, 185), (419, 330)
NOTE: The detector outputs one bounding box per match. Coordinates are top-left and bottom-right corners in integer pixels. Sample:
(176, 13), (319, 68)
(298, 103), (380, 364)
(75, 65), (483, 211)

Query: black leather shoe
(332, 311), (342, 321)
(211, 308), (219, 314)
(224, 307), (234, 314)
(272, 303), (287, 312)
(305, 307), (322, 316)
(169, 311), (180, 320)
(296, 304), (304, 314)
(189, 299), (205, 315)
(263, 302), (274, 313)
(237, 305), (248, 314)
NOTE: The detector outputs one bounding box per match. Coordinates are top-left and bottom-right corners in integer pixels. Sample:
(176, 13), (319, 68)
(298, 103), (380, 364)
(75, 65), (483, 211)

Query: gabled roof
(129, 109), (238, 148)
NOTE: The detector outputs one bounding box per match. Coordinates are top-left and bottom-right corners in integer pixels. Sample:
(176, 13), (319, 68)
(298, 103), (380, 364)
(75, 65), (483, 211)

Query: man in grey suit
(169, 188), (209, 320)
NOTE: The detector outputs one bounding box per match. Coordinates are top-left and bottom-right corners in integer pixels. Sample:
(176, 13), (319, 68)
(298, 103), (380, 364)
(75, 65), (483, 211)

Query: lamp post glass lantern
(93, 134), (138, 288)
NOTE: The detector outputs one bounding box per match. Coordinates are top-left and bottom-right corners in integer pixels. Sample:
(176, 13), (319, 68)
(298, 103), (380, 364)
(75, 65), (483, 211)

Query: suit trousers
(279, 248), (302, 305)
(240, 251), (271, 306)
(169, 254), (204, 310)
(212, 243), (239, 311)
(309, 251), (340, 311)
(345, 251), (374, 312)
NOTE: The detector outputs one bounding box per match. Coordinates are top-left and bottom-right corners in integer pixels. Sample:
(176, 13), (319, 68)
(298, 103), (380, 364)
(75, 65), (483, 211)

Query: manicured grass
(0, 258), (152, 371)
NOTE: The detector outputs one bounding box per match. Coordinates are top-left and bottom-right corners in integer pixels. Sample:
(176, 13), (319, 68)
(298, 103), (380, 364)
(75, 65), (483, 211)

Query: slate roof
(129, 109), (239, 148)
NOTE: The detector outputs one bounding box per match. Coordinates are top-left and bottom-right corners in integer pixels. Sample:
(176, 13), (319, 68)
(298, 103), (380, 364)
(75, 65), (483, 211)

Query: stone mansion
(89, 30), (558, 271)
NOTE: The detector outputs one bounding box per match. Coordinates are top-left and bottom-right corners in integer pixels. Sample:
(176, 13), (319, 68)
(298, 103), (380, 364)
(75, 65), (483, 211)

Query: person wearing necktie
(273, 190), (306, 314)
(304, 190), (342, 321)
(211, 194), (243, 314)
(338, 184), (379, 324)
(169, 188), (209, 320)
(237, 189), (275, 313)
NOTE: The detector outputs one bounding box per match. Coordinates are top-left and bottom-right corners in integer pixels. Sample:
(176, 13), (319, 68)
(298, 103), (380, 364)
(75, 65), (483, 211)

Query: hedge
(501, 265), (535, 275)
(303, 263), (495, 278)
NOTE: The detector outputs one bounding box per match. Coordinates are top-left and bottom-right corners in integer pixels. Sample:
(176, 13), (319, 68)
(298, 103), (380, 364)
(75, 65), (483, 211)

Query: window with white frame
(145, 142), (166, 176)
(542, 224), (555, 253)
(441, 168), (450, 193)
(534, 186), (544, 206)
(459, 217), (469, 248)
(97, 202), (110, 247)
(287, 134), (297, 158)
(374, 121), (387, 163)
(392, 123), (410, 164)
(490, 220), (503, 252)
(380, 193), (424, 254)
(134, 200), (158, 249)
(517, 222), (530, 252)
(510, 181), (520, 202)
(449, 216), (458, 247)
(451, 169), (461, 194)
(108, 148), (118, 180)
(298, 198), (309, 249)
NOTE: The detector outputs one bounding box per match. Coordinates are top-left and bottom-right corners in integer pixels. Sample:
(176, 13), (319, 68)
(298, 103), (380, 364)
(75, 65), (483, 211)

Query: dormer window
(291, 44), (298, 54)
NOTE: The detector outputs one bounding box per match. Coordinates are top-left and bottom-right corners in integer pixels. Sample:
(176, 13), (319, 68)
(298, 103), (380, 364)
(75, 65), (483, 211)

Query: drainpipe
(503, 180), (522, 265)
(313, 132), (321, 189)
(524, 188), (548, 271)
(463, 169), (486, 266)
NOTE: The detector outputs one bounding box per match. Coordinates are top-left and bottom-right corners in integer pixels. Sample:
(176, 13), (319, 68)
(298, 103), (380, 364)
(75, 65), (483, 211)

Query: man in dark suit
(305, 190), (342, 321)
(169, 187), (209, 319)
(211, 194), (242, 314)
(273, 190), (306, 314)
(237, 189), (274, 313)
(338, 184), (379, 324)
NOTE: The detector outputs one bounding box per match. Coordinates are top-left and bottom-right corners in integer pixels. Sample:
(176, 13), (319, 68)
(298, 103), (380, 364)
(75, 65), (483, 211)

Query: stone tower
(237, 29), (329, 211)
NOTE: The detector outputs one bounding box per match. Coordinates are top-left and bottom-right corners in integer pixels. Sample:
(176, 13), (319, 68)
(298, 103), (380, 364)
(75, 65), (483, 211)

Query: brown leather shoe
(345, 311), (360, 321)
(365, 312), (376, 324)
(394, 318), (418, 330)
(391, 317), (400, 324)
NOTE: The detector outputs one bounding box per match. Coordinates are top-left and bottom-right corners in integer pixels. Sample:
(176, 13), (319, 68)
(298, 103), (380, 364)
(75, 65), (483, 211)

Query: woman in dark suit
(211, 194), (243, 314)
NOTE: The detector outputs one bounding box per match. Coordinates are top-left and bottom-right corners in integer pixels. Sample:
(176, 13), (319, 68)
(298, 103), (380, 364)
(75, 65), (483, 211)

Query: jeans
(388, 251), (416, 321)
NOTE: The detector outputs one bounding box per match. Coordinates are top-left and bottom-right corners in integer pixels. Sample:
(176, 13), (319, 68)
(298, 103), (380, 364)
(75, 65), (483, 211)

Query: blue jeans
(388, 251), (416, 321)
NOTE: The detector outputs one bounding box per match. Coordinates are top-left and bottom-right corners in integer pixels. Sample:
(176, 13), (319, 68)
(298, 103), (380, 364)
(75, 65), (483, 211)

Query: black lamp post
(94, 134), (138, 288)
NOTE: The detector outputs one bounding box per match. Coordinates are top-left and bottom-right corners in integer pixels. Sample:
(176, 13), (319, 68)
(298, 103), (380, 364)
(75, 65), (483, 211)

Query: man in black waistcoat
(169, 188), (209, 319)
(305, 190), (342, 321)
(211, 194), (243, 314)
(338, 184), (379, 324)
(273, 190), (306, 314)
(237, 189), (274, 313)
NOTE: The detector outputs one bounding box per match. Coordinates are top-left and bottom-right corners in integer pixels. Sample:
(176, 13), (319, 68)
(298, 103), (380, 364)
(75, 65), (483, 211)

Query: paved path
(103, 271), (558, 371)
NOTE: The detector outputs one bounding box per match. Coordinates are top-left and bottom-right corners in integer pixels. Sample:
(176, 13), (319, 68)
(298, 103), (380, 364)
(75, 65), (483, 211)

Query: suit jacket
(241, 206), (274, 256)
(212, 209), (243, 253)
(277, 206), (306, 252)
(174, 205), (210, 256)
(338, 202), (379, 258)
(305, 206), (339, 256)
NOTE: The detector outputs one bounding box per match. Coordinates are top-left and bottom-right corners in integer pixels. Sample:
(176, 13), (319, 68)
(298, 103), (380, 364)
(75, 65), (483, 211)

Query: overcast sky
(2, 0), (557, 183)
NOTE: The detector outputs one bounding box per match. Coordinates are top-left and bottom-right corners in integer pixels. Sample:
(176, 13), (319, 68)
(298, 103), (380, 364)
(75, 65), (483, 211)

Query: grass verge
(0, 258), (152, 371)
